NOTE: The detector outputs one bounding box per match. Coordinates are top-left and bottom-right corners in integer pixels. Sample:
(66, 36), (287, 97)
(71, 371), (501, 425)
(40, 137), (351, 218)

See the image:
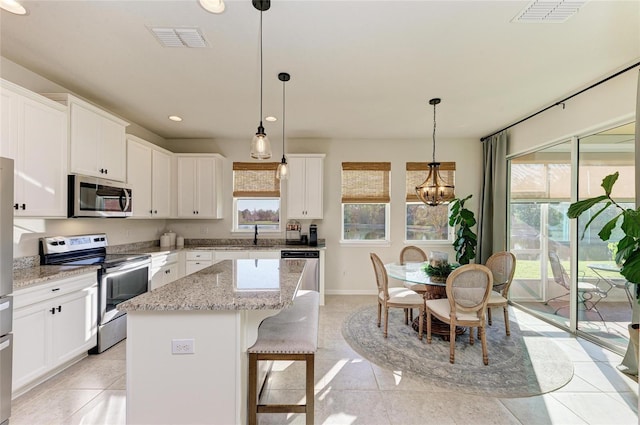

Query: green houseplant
(566, 172), (640, 286)
(422, 262), (453, 283)
(449, 195), (478, 265)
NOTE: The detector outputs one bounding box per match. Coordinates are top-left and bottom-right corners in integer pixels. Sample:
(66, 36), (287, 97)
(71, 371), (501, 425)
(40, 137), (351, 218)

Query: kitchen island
(117, 258), (307, 425)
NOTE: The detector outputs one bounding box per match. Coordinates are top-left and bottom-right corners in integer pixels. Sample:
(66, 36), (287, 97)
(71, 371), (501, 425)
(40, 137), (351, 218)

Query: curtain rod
(480, 60), (640, 142)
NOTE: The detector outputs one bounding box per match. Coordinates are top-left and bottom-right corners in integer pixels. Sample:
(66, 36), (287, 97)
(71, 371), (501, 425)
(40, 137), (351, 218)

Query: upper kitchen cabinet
(44, 93), (129, 182)
(0, 80), (68, 217)
(126, 135), (172, 218)
(176, 154), (224, 219)
(286, 154), (324, 219)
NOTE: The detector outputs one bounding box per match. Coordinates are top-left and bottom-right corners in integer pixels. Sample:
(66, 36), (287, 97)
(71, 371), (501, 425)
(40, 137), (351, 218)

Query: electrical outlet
(171, 338), (195, 354)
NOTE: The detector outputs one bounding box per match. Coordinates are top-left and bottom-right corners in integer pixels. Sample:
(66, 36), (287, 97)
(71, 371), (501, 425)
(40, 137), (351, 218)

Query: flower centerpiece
(423, 251), (453, 283)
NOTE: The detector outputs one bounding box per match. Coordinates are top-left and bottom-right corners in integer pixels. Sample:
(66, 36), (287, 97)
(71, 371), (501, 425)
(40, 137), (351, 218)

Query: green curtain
(478, 130), (508, 264)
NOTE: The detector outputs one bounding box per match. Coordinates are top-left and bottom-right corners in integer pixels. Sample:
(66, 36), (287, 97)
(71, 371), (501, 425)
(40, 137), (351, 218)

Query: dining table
(385, 261), (465, 340)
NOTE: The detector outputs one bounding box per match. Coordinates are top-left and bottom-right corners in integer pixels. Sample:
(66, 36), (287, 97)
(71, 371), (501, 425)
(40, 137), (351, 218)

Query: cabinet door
(12, 303), (49, 392)
(186, 260), (213, 275)
(0, 88), (18, 160)
(19, 99), (67, 217)
(127, 140), (153, 217)
(150, 265), (163, 291)
(70, 103), (101, 177)
(286, 157), (306, 219)
(302, 157), (323, 219)
(177, 157), (197, 217)
(195, 157), (217, 218)
(152, 149), (171, 217)
(100, 117), (126, 181)
(51, 285), (98, 365)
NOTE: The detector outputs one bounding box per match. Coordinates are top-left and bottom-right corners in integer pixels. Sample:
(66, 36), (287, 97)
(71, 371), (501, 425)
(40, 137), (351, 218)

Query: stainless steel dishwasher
(280, 250), (319, 291)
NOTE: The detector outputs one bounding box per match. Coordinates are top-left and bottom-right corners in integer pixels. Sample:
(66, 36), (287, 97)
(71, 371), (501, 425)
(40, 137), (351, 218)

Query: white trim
(341, 203), (390, 243)
(232, 197), (282, 233)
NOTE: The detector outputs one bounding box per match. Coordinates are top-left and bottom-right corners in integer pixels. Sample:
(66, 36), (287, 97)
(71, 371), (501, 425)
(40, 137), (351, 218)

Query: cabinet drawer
(13, 272), (97, 310)
(186, 251), (213, 261)
(151, 252), (178, 268)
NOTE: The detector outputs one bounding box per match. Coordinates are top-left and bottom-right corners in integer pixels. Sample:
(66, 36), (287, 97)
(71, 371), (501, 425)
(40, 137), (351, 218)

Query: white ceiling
(1, 0), (639, 142)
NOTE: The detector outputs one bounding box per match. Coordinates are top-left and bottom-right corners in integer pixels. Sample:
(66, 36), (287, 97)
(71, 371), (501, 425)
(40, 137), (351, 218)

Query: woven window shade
(341, 162), (391, 203)
(233, 162), (280, 197)
(406, 162), (456, 202)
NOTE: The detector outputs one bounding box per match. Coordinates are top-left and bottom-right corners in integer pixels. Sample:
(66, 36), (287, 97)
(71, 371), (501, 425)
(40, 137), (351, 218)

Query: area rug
(341, 305), (574, 397)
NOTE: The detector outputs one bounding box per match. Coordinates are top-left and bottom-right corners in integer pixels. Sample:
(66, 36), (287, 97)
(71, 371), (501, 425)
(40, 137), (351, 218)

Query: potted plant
(567, 171), (640, 364)
(449, 195), (478, 265)
(423, 262), (453, 283)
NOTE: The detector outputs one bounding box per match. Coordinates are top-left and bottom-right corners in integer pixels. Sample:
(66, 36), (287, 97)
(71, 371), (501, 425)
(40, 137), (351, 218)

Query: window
(405, 162), (455, 242)
(233, 162), (280, 231)
(341, 162), (390, 242)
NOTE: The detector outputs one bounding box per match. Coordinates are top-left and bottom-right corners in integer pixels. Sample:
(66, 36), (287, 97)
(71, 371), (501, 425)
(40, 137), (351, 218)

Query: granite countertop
(13, 265), (100, 291)
(117, 258), (306, 312)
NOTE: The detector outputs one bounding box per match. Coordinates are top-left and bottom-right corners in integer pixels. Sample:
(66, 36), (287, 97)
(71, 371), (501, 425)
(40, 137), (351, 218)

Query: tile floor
(10, 295), (640, 424)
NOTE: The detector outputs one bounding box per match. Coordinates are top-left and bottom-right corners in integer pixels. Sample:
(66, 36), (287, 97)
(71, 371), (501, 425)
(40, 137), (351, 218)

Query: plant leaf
(621, 209), (640, 238)
(620, 249), (640, 284)
(567, 196), (608, 219)
(600, 172), (619, 196)
(595, 211), (620, 241)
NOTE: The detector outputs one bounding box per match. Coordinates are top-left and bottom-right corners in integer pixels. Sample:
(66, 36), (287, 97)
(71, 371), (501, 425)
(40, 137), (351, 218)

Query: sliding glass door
(508, 122), (636, 353)
(576, 123), (636, 351)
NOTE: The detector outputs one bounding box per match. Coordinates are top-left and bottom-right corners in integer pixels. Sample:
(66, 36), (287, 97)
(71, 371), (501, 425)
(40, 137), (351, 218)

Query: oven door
(100, 259), (149, 325)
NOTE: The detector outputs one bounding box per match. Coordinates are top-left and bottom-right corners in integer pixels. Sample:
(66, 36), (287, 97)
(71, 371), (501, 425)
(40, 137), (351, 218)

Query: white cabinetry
(176, 154), (224, 219)
(150, 252), (179, 291)
(127, 135), (172, 218)
(0, 80), (68, 217)
(44, 93), (129, 182)
(286, 154), (324, 219)
(12, 272), (98, 395)
(185, 251), (214, 275)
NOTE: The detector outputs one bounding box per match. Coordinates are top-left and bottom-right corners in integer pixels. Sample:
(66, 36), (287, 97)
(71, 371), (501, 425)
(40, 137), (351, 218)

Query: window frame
(232, 197), (282, 233)
(340, 202), (391, 244)
(404, 201), (454, 244)
(232, 162), (281, 233)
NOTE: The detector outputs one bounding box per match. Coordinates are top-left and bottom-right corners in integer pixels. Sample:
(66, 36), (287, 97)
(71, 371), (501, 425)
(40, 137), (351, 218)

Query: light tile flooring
(10, 295), (640, 424)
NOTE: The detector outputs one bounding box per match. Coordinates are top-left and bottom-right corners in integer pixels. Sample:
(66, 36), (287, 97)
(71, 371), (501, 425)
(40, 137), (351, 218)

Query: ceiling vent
(149, 27), (209, 48)
(512, 0), (588, 23)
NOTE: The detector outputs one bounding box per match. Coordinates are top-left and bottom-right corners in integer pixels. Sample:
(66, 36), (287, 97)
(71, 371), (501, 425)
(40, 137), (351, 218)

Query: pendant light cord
(282, 78), (286, 158)
(259, 10), (264, 124)
(432, 102), (436, 164)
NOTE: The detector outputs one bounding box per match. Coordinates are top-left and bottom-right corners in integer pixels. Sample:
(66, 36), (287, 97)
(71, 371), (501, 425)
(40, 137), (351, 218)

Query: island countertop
(117, 258), (306, 312)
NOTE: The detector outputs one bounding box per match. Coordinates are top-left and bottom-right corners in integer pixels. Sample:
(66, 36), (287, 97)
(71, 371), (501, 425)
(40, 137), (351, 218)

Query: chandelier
(415, 98), (455, 206)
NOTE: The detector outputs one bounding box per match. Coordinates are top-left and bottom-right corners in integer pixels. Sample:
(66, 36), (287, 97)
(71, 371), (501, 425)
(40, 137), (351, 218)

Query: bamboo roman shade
(405, 162), (456, 202)
(233, 162), (280, 197)
(341, 162), (391, 203)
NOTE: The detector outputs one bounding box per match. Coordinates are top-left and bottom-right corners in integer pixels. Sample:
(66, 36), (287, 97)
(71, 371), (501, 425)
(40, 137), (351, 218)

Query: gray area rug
(342, 305), (574, 397)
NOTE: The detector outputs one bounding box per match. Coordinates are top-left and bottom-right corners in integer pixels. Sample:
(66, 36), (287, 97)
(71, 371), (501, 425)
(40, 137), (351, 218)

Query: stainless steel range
(40, 234), (150, 353)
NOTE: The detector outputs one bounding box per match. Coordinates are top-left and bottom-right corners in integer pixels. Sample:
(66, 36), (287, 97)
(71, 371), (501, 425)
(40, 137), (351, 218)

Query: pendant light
(415, 98), (455, 206)
(250, 0), (272, 160)
(276, 72), (290, 180)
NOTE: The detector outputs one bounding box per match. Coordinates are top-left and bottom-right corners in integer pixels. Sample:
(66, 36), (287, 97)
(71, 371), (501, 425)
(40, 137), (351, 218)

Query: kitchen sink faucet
(254, 224), (258, 245)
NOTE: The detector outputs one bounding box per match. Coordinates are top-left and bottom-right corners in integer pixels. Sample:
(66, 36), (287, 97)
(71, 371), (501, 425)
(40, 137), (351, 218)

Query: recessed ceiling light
(199, 0), (225, 14)
(265, 116), (277, 122)
(168, 115), (183, 122)
(0, 0), (27, 15)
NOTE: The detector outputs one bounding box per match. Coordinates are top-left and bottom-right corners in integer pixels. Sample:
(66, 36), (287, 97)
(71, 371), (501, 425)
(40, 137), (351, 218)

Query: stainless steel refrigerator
(0, 157), (14, 425)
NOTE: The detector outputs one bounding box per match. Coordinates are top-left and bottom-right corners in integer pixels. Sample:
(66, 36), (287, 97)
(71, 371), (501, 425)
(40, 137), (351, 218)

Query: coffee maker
(309, 224), (318, 246)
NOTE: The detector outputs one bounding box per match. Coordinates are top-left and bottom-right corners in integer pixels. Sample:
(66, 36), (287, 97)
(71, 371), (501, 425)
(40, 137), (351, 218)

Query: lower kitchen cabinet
(150, 252), (180, 291)
(12, 272), (97, 396)
(185, 250), (214, 275)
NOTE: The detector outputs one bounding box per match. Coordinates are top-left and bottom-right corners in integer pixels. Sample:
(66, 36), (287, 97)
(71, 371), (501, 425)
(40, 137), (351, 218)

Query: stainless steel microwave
(68, 175), (132, 218)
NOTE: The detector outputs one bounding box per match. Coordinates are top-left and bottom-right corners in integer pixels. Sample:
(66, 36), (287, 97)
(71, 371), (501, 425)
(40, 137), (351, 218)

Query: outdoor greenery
(238, 208), (279, 225)
(567, 172), (640, 285)
(449, 195), (477, 265)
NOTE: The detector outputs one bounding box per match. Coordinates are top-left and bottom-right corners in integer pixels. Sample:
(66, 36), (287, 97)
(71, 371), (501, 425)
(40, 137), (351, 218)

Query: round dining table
(385, 261), (465, 339)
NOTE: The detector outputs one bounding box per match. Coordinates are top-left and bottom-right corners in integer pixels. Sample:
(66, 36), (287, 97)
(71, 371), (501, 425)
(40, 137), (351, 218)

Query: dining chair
(370, 253), (424, 339)
(547, 251), (606, 321)
(398, 246), (427, 321)
(399, 246), (427, 265)
(425, 264), (493, 365)
(485, 251), (516, 336)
